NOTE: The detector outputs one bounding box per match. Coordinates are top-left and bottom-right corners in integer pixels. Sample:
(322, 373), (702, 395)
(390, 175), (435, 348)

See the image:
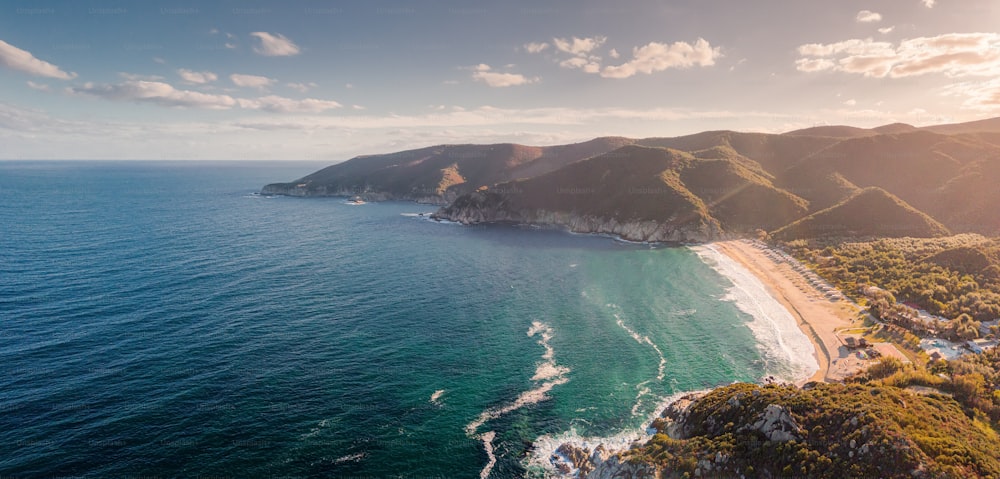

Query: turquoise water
(0, 161), (807, 478)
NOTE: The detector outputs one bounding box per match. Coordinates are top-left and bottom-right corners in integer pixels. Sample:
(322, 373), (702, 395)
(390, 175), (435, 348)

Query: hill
(924, 116), (1000, 135)
(626, 382), (1000, 478)
(261, 137), (633, 204)
(435, 144), (813, 242)
(772, 187), (950, 240)
(262, 115), (1000, 239)
(783, 125), (876, 138)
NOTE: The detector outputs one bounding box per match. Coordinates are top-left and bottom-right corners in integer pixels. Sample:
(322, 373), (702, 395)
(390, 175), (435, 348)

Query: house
(966, 339), (999, 354)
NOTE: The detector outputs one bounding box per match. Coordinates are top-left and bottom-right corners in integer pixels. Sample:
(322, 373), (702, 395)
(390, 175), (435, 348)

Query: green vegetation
(631, 381), (1000, 478)
(771, 187), (950, 240)
(783, 234), (1000, 323)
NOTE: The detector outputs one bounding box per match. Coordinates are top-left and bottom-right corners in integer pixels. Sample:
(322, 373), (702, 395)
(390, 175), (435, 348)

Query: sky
(1, 0), (999, 160)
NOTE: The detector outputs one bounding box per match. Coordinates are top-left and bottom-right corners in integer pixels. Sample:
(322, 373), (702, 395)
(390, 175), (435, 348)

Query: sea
(0, 161), (817, 478)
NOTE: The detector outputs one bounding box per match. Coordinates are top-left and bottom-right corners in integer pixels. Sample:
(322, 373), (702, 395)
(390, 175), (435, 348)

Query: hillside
(625, 382), (1000, 478)
(261, 137), (633, 204)
(771, 188), (950, 240)
(434, 144), (814, 242)
(263, 115), (1000, 240)
(435, 145), (724, 242)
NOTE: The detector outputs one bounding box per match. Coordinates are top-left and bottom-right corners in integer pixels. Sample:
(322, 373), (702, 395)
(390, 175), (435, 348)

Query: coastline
(706, 240), (862, 383)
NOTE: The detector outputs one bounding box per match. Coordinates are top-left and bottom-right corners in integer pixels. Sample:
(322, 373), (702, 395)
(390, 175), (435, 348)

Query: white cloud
(843, 99), (857, 106)
(249, 32), (300, 56)
(287, 82), (318, 92)
(69, 80), (238, 109)
(553, 36), (607, 56)
(177, 69), (217, 84)
(559, 57), (601, 73)
(608, 48), (620, 59)
(67, 79), (342, 113)
(470, 64), (537, 87)
(600, 38), (721, 79)
(153, 57), (166, 64)
(26, 80), (49, 91)
(524, 42), (549, 53)
(236, 95), (341, 113)
(119, 72), (165, 81)
(0, 39), (76, 80)
(796, 33), (1000, 78)
(923, 0), (935, 7)
(878, 26), (895, 35)
(230, 73), (275, 89)
(943, 78), (1000, 111)
(225, 43), (237, 49)
(856, 10), (882, 23)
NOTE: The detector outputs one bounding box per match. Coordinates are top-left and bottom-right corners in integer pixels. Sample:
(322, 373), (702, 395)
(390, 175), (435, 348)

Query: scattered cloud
(236, 95), (341, 113)
(609, 48), (620, 59)
(559, 56), (601, 73)
(923, 0), (935, 7)
(69, 80), (238, 109)
(287, 82), (318, 92)
(0, 39), (76, 80)
(553, 36), (607, 56)
(249, 32), (300, 56)
(153, 57), (166, 64)
(177, 69), (217, 84)
(856, 10), (882, 23)
(230, 73), (275, 89)
(843, 99), (857, 106)
(601, 38), (721, 79)
(26, 80), (49, 91)
(470, 64), (538, 87)
(524, 42), (549, 53)
(119, 72), (165, 81)
(943, 78), (1000, 111)
(796, 33), (1000, 78)
(67, 79), (342, 113)
(878, 26), (895, 35)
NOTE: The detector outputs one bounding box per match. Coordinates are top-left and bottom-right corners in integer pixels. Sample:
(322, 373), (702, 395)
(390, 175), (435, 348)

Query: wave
(525, 389), (711, 478)
(690, 244), (819, 382)
(430, 389), (445, 405)
(466, 321), (570, 479)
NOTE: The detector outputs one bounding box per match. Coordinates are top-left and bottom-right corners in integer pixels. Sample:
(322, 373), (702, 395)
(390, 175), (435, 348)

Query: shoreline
(708, 239), (862, 383)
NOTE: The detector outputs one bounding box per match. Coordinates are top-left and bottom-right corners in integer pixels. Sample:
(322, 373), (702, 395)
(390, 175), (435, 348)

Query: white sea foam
(613, 313), (666, 381)
(525, 389), (711, 478)
(430, 389), (445, 405)
(467, 321), (571, 478)
(479, 431), (497, 479)
(691, 244), (819, 382)
(333, 452), (366, 464)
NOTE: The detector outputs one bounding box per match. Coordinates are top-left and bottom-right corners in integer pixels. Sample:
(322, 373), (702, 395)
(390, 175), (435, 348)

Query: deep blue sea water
(0, 161), (814, 478)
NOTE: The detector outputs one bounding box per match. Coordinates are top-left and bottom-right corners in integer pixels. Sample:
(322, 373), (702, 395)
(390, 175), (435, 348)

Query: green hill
(632, 382), (1000, 478)
(261, 137), (633, 203)
(772, 187), (950, 240)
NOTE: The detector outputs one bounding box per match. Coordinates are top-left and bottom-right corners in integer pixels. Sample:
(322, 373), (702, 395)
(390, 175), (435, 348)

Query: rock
(738, 404), (803, 442)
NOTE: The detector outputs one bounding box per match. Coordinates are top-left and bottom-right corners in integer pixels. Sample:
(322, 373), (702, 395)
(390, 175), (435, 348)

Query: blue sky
(1, 0), (999, 160)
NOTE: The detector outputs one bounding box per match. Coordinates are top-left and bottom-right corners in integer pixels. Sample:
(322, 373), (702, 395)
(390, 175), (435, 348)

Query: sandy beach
(711, 240), (864, 383)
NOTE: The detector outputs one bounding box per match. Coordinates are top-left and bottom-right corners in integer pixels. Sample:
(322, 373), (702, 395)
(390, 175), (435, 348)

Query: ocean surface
(0, 161), (816, 478)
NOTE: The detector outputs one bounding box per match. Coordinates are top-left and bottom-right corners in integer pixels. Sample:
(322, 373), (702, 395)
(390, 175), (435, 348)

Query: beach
(709, 240), (864, 383)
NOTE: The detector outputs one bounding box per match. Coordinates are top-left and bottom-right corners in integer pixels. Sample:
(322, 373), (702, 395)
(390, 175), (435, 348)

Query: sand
(711, 240), (865, 383)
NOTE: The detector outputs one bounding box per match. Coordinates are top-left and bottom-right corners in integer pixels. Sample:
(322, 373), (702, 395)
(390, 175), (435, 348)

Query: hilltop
(771, 188), (950, 240)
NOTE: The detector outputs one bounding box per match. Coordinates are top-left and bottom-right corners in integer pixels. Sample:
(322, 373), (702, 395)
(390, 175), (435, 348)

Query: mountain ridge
(262, 116), (1000, 240)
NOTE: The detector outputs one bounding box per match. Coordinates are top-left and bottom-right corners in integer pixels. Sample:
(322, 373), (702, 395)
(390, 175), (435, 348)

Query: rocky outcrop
(550, 443), (659, 478)
(738, 403), (803, 442)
